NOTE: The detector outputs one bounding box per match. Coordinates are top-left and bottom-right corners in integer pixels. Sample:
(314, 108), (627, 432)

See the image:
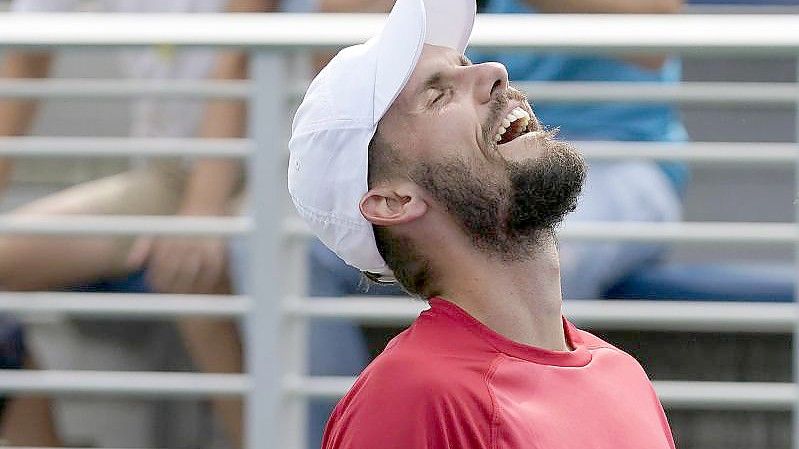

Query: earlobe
(360, 183), (427, 227)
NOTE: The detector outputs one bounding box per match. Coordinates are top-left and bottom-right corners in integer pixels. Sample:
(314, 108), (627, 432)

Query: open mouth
(493, 107), (541, 146)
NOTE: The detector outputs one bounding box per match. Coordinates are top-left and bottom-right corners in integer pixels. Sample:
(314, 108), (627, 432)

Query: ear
(360, 182), (428, 227)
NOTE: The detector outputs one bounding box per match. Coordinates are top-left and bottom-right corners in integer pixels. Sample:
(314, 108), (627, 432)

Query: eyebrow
(421, 72), (444, 93)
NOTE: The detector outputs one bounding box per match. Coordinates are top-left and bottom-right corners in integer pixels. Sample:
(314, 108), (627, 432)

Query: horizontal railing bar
(0, 138), (792, 163)
(683, 5), (799, 14)
(286, 298), (426, 325)
(0, 79), (250, 99)
(0, 370), (249, 397)
(562, 221), (796, 243)
(578, 141), (797, 164)
(0, 215), (251, 236)
(0, 137), (253, 157)
(517, 81), (799, 105)
(7, 447), (156, 449)
(7, 370), (788, 410)
(288, 376), (796, 410)
(285, 219), (797, 244)
(286, 298), (796, 333)
(0, 138), (792, 162)
(567, 300), (797, 333)
(4, 79), (797, 105)
(656, 381), (796, 410)
(0, 292), (251, 318)
(0, 14), (798, 55)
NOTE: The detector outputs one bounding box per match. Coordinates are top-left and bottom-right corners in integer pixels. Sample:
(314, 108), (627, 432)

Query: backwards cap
(288, 0), (476, 279)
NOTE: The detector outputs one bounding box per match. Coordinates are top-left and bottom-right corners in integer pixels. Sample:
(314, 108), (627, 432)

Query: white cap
(288, 0), (476, 279)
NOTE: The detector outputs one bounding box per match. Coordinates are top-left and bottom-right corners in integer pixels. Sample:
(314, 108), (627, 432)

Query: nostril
(490, 79), (503, 97)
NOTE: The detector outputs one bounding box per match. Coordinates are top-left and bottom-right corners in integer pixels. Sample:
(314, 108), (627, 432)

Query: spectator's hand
(127, 236), (228, 294)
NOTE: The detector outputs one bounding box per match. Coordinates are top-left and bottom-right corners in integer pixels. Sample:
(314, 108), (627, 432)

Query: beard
(410, 134), (587, 261)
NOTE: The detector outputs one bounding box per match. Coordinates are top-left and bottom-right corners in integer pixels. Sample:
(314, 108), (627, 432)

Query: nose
(470, 62), (508, 104)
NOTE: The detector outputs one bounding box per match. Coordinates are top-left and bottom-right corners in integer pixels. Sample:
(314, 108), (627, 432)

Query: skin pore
(360, 45), (586, 351)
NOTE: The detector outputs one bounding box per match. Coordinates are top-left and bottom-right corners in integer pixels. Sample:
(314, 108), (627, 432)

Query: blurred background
(0, 1), (798, 449)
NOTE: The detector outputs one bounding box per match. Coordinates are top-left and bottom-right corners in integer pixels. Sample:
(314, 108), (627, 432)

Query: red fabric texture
(322, 298), (675, 449)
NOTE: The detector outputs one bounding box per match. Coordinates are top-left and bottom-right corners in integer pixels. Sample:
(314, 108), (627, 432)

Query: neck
(435, 233), (569, 351)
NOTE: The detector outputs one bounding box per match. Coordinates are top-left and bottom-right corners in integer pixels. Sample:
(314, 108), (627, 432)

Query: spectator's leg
(177, 313), (243, 449)
(0, 356), (61, 446)
(0, 169), (182, 291)
(558, 161), (681, 300)
(0, 167), (242, 447)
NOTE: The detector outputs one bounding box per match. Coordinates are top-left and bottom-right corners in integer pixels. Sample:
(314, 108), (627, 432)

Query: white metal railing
(0, 79), (250, 99)
(285, 297), (798, 333)
(287, 376), (798, 411)
(0, 12), (797, 449)
(0, 370), (248, 397)
(518, 81), (799, 105)
(0, 215), (250, 236)
(3, 79), (799, 105)
(0, 14), (798, 53)
(0, 137), (253, 157)
(0, 292), (251, 318)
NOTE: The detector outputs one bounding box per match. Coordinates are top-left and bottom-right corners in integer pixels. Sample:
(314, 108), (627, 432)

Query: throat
(437, 243), (567, 350)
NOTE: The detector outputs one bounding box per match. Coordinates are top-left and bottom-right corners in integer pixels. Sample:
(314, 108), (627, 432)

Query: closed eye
(430, 87), (452, 107)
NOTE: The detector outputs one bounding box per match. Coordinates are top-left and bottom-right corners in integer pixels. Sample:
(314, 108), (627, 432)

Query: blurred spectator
(312, 0), (687, 301)
(0, 2), (367, 448)
(0, 0), (275, 447)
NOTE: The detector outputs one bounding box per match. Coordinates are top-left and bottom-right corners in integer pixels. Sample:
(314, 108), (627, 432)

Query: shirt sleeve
(10, 0), (80, 12)
(321, 362), (493, 449)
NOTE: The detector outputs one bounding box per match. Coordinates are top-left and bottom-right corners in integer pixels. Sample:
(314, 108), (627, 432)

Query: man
(314, 0), (685, 301)
(288, 0), (675, 447)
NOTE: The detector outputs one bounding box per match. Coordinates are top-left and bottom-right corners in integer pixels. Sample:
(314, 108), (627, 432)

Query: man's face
(379, 45), (544, 168)
(378, 45), (586, 258)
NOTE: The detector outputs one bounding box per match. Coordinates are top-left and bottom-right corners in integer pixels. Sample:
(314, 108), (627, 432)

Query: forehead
(375, 45), (464, 151)
(393, 44), (463, 108)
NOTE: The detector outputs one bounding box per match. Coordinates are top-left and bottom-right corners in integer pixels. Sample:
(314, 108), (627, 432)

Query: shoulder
(323, 332), (496, 449)
(355, 330), (493, 404)
(573, 327), (656, 381)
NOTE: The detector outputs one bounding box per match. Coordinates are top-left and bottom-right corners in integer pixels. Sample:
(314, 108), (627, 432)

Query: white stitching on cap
(291, 117), (374, 138)
(290, 196), (365, 231)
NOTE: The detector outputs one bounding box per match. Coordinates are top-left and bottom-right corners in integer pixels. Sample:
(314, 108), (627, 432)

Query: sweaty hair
(366, 131), (441, 298)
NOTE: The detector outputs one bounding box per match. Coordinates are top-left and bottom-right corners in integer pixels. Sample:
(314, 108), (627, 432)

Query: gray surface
(671, 56), (797, 264)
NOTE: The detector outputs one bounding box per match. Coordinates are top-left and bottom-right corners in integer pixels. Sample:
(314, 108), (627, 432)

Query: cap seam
(293, 116), (374, 134)
(291, 196), (365, 230)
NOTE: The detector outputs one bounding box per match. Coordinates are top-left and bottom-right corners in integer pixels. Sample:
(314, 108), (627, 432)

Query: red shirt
(322, 298), (675, 449)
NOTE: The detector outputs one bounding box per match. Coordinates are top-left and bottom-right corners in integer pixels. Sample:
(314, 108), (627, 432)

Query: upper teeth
(494, 107), (531, 143)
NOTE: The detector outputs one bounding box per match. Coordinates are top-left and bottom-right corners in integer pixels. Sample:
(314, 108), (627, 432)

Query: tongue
(499, 120), (527, 145)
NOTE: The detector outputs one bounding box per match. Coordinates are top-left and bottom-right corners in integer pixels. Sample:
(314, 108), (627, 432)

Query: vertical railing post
(246, 48), (287, 449)
(793, 55), (799, 449)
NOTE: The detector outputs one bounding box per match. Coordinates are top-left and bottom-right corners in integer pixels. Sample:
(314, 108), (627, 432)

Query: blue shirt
(468, 0), (689, 192)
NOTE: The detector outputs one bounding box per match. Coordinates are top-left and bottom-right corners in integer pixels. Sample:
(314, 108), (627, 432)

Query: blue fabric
(67, 270), (152, 293)
(0, 315), (25, 370)
(604, 263), (795, 301)
(0, 314), (25, 417)
(469, 0), (689, 192)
